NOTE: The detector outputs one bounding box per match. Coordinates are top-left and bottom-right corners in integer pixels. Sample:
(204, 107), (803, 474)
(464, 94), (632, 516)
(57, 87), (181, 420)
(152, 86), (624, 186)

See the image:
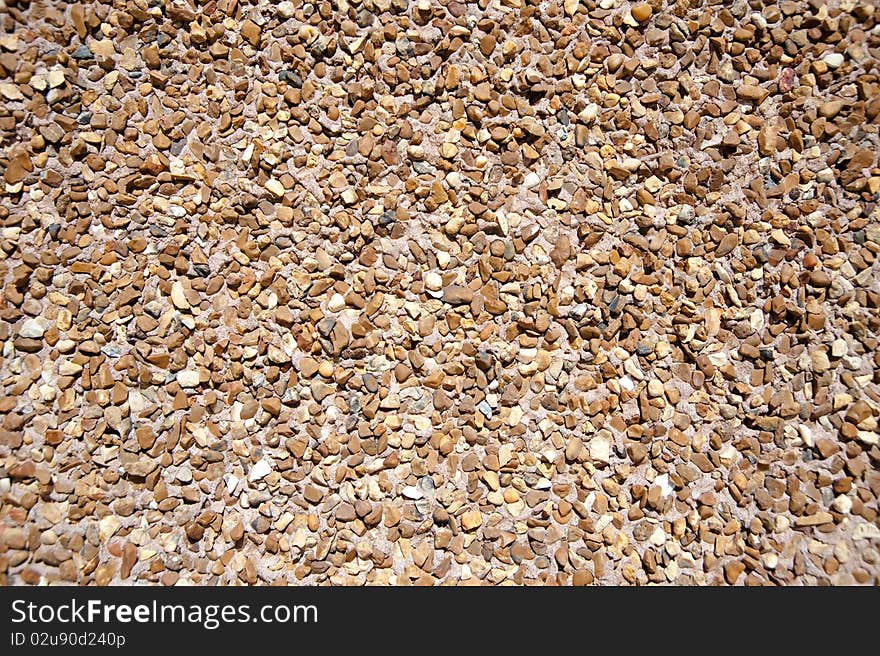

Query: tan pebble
(631, 3), (652, 21)
(460, 510), (483, 531)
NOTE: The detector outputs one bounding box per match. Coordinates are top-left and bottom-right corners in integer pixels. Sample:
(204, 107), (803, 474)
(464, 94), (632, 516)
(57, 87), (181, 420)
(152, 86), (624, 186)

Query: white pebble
(524, 172), (541, 189)
(176, 369), (200, 388)
(402, 485), (423, 500)
(19, 318), (47, 338)
(655, 474), (673, 497)
(424, 271), (443, 291)
(589, 433), (612, 463)
(248, 458), (272, 482)
(277, 1), (295, 18)
(327, 293), (346, 312)
(832, 494), (852, 514)
(823, 53), (844, 69)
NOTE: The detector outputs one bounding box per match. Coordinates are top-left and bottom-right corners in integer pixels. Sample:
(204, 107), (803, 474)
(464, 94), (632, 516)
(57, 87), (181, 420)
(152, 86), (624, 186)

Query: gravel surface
(1, 0), (879, 585)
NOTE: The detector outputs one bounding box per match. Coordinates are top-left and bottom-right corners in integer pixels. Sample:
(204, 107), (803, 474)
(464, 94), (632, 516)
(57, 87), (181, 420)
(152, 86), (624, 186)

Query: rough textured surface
(1, 0), (879, 586)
